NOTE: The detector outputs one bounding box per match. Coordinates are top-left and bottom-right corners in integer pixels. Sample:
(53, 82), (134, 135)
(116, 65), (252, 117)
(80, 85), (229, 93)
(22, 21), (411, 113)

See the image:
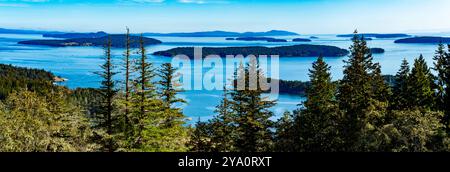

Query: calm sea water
(0, 33), (447, 123)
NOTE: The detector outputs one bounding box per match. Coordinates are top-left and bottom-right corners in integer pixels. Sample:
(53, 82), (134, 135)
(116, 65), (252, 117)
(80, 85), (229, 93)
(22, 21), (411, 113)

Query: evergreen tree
(296, 56), (342, 152)
(95, 37), (119, 152)
(433, 44), (450, 130)
(122, 27), (132, 132)
(337, 31), (380, 151)
(127, 34), (161, 150)
(189, 118), (214, 152)
(371, 63), (391, 103)
(274, 111), (297, 152)
(230, 58), (276, 152)
(391, 59), (411, 110)
(208, 87), (236, 152)
(408, 55), (435, 109)
(158, 63), (187, 128)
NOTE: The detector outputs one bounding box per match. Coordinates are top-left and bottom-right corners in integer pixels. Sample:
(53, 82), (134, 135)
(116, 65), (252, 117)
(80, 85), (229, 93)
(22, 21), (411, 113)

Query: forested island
(43, 31), (108, 39)
(337, 33), (411, 38)
(153, 44), (350, 58)
(394, 36), (450, 44)
(292, 38), (312, 42)
(370, 48), (385, 54)
(18, 34), (162, 48)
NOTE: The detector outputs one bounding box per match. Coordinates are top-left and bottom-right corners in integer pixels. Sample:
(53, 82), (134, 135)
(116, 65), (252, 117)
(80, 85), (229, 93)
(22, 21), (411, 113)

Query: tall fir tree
(371, 63), (391, 103)
(391, 59), (411, 110)
(433, 44), (450, 130)
(337, 31), (376, 151)
(95, 37), (119, 152)
(158, 63), (187, 127)
(408, 55), (435, 110)
(230, 58), (276, 152)
(127, 34), (160, 150)
(296, 56), (342, 152)
(208, 86), (236, 152)
(122, 27), (132, 132)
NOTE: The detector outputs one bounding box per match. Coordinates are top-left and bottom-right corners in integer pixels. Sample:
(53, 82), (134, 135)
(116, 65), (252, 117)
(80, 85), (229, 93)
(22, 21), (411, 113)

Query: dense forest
(1, 31), (450, 152)
(153, 44), (350, 58)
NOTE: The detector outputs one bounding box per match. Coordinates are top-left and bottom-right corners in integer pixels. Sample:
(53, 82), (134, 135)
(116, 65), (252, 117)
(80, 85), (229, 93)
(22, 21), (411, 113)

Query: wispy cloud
(119, 0), (165, 4)
(178, 0), (229, 4)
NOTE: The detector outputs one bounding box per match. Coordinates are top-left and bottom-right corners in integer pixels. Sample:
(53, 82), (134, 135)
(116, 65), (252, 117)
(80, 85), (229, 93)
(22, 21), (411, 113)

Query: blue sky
(1, 0), (450, 34)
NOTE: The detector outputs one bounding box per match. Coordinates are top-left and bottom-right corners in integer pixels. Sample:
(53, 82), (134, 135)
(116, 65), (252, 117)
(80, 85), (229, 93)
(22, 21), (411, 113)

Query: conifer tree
(95, 37), (118, 152)
(158, 63), (187, 128)
(230, 58), (276, 152)
(337, 31), (377, 150)
(274, 111), (297, 152)
(433, 44), (450, 130)
(371, 63), (391, 103)
(296, 56), (342, 152)
(391, 59), (411, 110)
(408, 55), (435, 109)
(189, 119), (214, 152)
(208, 87), (236, 152)
(122, 27), (132, 131)
(127, 34), (160, 149)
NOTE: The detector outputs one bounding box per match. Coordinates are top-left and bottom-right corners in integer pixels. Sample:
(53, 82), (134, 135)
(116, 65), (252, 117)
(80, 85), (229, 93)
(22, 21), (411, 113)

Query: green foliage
(391, 59), (411, 110)
(408, 55), (435, 110)
(295, 56), (343, 152)
(94, 37), (119, 152)
(0, 64), (54, 99)
(0, 89), (96, 152)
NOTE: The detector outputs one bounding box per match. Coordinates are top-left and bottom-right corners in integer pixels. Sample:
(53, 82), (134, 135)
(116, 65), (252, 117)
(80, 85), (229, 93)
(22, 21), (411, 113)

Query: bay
(0, 33), (445, 124)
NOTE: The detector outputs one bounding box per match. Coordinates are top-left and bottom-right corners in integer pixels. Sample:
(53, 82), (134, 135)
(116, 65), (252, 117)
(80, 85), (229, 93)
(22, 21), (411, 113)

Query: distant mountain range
(143, 30), (299, 37)
(4, 28), (298, 38)
(337, 33), (412, 38)
(0, 28), (63, 35)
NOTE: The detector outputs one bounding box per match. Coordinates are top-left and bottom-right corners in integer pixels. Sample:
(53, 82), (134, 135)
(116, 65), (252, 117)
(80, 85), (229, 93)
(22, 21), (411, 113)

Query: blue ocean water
(0, 33), (446, 123)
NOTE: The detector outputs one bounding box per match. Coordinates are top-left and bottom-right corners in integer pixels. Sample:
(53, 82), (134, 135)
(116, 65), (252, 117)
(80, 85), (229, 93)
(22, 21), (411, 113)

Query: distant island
(153, 44), (349, 58)
(370, 48), (385, 54)
(310, 36), (319, 39)
(144, 30), (299, 37)
(0, 28), (63, 35)
(337, 33), (411, 38)
(231, 37), (288, 42)
(292, 38), (312, 42)
(18, 34), (162, 48)
(394, 36), (450, 44)
(43, 31), (108, 39)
